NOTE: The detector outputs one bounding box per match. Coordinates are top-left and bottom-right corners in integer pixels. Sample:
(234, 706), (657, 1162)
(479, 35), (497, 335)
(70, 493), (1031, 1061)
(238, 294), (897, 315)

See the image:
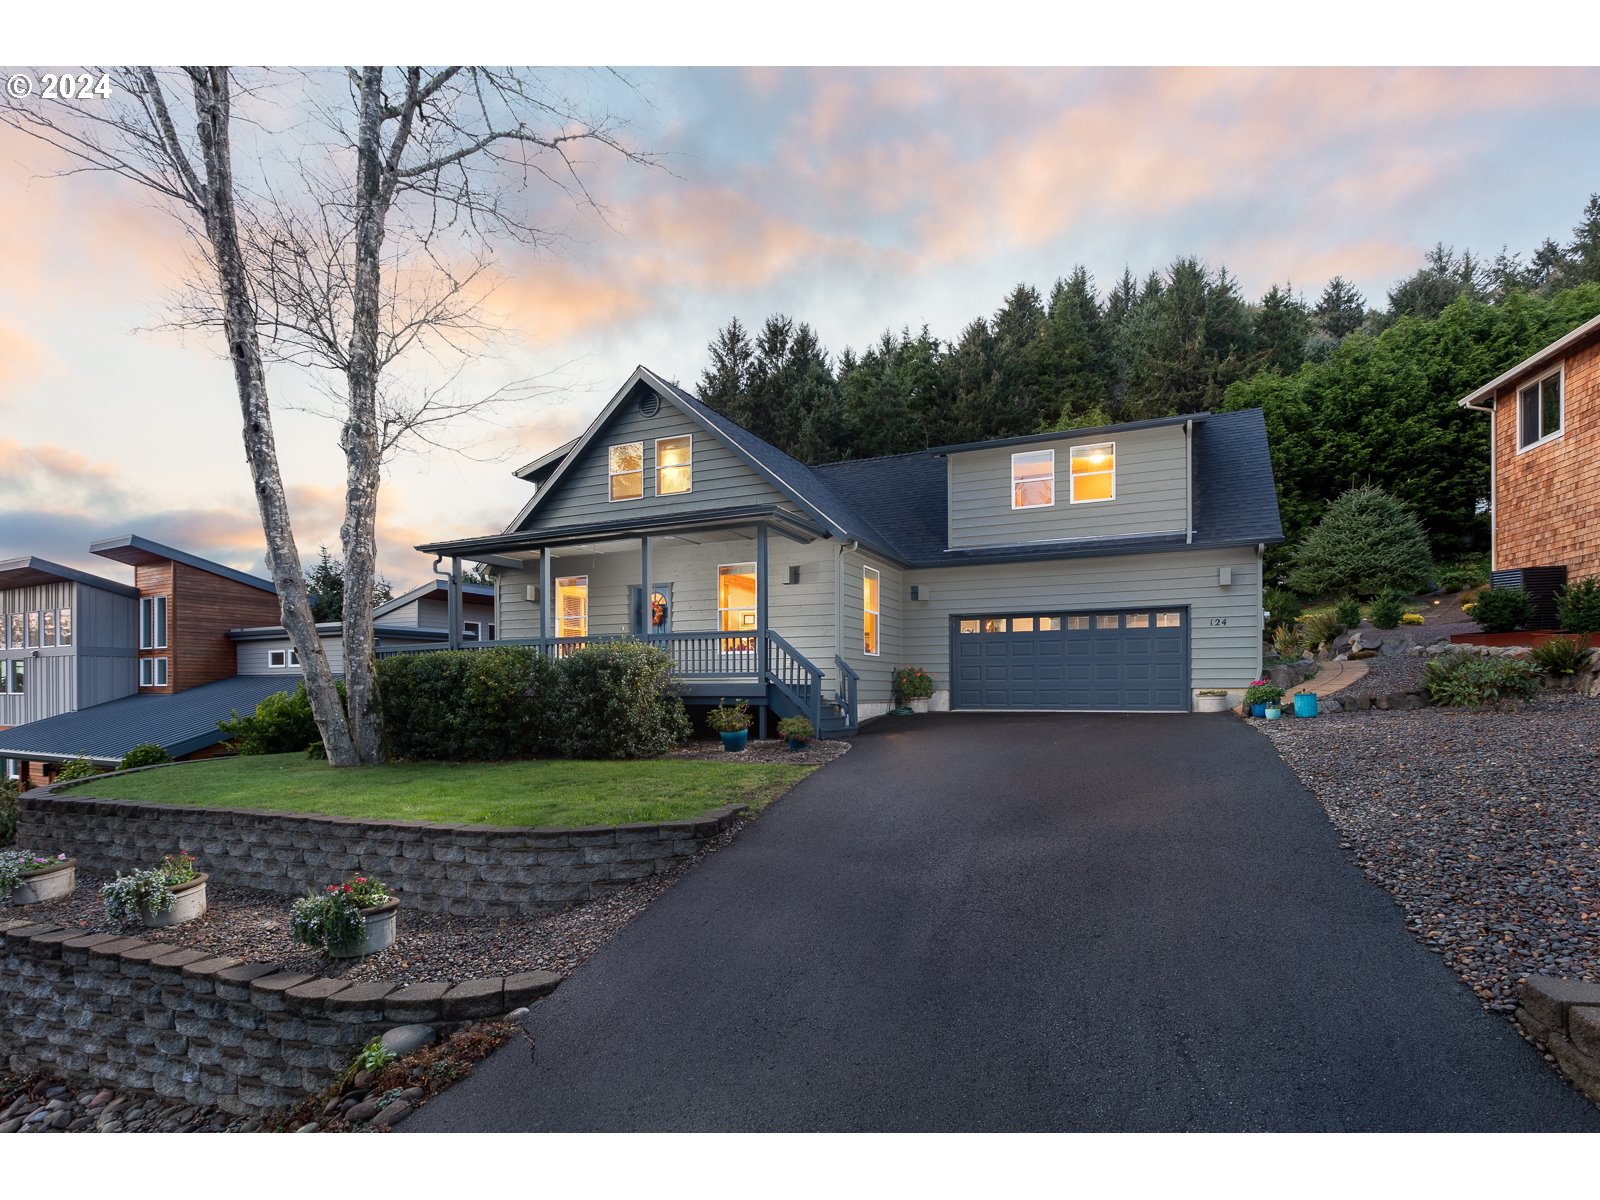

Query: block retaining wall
(18, 771), (747, 917)
(1515, 975), (1600, 1103)
(0, 916), (560, 1116)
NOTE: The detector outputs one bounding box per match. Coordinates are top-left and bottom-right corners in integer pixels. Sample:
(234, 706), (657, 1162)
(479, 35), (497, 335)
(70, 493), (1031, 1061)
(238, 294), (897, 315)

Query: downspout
(1184, 418), (1194, 544)
(834, 539), (859, 670)
(1256, 542), (1266, 680)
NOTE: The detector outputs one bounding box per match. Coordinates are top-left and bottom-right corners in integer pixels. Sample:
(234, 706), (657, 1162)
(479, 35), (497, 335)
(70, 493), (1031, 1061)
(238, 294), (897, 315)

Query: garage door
(950, 608), (1189, 711)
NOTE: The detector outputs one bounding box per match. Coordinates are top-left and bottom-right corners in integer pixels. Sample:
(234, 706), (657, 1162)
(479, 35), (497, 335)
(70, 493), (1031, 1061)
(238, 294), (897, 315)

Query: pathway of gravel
(1259, 693), (1600, 1015)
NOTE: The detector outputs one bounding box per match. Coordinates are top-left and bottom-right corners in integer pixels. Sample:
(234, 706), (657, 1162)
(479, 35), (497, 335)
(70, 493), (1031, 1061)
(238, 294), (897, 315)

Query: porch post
(755, 523), (769, 739)
(539, 547), (553, 641)
(640, 534), (652, 639)
(447, 556), (462, 650)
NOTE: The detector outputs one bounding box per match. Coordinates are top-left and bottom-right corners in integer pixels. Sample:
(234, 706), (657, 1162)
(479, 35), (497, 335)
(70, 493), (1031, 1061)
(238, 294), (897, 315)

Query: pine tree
(1313, 275), (1366, 339)
(1038, 267), (1109, 428)
(305, 546), (394, 624)
(1255, 283), (1310, 373)
(1566, 193), (1600, 285)
(699, 317), (756, 425)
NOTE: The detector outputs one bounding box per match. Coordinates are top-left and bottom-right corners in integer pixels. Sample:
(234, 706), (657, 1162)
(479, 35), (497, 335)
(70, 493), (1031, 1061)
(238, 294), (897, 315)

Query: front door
(630, 584), (673, 635)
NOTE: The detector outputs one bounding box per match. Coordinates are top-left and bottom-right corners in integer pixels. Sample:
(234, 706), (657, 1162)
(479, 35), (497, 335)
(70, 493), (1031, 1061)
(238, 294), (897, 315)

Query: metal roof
(1457, 311), (1600, 409)
(0, 675), (300, 765)
(90, 534), (277, 594)
(0, 556), (138, 597)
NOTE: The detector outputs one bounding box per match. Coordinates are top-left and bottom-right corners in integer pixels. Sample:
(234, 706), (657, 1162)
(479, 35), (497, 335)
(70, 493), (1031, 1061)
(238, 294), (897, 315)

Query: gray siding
(75, 582), (138, 708)
(837, 547), (902, 717)
(946, 424), (1190, 549)
(1, 580), (137, 724)
(520, 402), (789, 533)
(236, 633), (454, 676)
(902, 546), (1261, 698)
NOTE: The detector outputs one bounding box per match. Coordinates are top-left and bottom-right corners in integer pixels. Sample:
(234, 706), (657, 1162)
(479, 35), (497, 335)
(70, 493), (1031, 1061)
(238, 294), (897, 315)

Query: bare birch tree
(3, 66), (655, 765)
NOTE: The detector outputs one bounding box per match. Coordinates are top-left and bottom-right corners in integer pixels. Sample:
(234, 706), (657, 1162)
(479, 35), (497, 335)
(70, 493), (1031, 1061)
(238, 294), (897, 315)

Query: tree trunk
(183, 67), (360, 766)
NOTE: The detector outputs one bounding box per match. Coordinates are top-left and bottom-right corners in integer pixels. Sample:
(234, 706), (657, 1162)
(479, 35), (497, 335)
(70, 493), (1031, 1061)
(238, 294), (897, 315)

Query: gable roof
(513, 439), (578, 483)
(372, 579), (495, 620)
(0, 556), (138, 597)
(91, 534), (276, 594)
(1458, 311), (1600, 409)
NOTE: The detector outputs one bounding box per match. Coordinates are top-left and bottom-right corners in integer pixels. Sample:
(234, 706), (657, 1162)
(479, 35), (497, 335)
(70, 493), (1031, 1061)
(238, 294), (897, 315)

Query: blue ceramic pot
(1293, 692), (1319, 718)
(720, 729), (749, 752)
(1250, 702), (1267, 718)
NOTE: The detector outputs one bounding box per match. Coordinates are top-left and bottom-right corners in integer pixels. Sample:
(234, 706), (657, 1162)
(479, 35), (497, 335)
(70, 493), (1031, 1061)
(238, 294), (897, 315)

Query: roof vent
(638, 391), (661, 418)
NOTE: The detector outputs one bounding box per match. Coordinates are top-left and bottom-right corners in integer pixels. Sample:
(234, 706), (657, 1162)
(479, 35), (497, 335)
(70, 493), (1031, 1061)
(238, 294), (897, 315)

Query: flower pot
(786, 736), (811, 751)
(330, 898), (399, 959)
(1194, 694), (1233, 713)
(141, 873), (208, 928)
(719, 729), (749, 753)
(1249, 702), (1267, 718)
(1292, 692), (1319, 718)
(907, 697), (929, 714)
(1264, 705), (1282, 720)
(8, 858), (75, 905)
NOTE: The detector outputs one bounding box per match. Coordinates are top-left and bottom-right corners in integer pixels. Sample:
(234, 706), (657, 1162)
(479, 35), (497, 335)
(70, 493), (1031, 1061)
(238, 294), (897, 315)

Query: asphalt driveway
(408, 712), (1600, 1131)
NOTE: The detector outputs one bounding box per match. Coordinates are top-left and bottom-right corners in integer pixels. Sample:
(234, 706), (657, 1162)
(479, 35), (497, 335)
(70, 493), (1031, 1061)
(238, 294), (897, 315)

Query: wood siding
(946, 424), (1190, 549)
(520, 399), (789, 533)
(134, 561), (282, 694)
(1491, 337), (1600, 577)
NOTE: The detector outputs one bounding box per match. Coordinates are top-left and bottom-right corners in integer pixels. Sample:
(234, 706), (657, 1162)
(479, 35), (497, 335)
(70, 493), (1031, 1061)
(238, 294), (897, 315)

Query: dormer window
(1518, 367), (1562, 450)
(1011, 449), (1054, 509)
(609, 442), (643, 501)
(1070, 442), (1116, 503)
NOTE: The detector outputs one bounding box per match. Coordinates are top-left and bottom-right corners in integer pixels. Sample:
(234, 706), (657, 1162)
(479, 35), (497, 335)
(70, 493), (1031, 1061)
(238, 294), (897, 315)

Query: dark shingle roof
(0, 676), (299, 765)
(810, 451), (949, 563)
(1190, 407), (1282, 547)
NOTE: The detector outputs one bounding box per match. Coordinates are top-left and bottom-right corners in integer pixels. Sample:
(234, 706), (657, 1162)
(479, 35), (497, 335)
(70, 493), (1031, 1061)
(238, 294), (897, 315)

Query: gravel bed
(1331, 651), (1427, 702)
(1259, 692), (1600, 1014)
(0, 1078), (250, 1134)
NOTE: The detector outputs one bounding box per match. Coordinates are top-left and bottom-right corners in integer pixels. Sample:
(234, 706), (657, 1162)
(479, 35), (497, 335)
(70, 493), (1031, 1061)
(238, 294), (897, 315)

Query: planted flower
(1, 849), (76, 905)
(101, 850), (209, 928)
(291, 874), (398, 958)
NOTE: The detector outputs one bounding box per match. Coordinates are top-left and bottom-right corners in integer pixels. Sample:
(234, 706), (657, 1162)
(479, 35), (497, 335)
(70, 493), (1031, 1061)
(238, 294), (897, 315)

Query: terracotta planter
(331, 897), (399, 959)
(8, 858), (76, 905)
(141, 873), (208, 928)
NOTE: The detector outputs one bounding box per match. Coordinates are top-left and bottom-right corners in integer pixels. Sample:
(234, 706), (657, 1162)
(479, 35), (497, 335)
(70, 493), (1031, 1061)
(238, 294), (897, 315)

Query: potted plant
(1292, 689), (1319, 718)
(1193, 688), (1233, 714)
(706, 698), (752, 752)
(1244, 679), (1284, 718)
(101, 851), (209, 928)
(777, 715), (815, 750)
(1, 850), (75, 906)
(291, 874), (397, 959)
(892, 666), (935, 714)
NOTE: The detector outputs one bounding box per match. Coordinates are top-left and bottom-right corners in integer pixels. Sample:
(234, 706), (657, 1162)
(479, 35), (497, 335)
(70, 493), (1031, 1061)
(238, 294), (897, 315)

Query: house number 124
(1209, 618), (1228, 626)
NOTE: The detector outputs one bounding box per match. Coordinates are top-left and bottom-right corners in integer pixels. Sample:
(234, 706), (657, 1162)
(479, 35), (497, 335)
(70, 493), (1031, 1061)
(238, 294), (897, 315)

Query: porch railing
(767, 630), (824, 733)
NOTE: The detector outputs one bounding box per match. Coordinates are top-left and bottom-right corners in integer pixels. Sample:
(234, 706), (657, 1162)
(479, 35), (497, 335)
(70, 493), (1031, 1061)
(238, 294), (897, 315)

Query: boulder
(380, 1024), (438, 1057)
(1349, 648), (1378, 660)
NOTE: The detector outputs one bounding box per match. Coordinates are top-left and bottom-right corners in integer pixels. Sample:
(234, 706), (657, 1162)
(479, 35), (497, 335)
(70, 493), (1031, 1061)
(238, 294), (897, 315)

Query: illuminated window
(609, 442), (643, 501)
(1012, 616), (1036, 633)
(1070, 442), (1115, 503)
(1011, 449), (1054, 509)
(982, 618), (1008, 633)
(1125, 612), (1150, 629)
(863, 566), (880, 656)
(1066, 615), (1089, 630)
(57, 608), (72, 646)
(959, 619), (981, 634)
(656, 435), (692, 495)
(1038, 617), (1062, 631)
(718, 563), (757, 633)
(1156, 611), (1183, 627)
(555, 576), (589, 638)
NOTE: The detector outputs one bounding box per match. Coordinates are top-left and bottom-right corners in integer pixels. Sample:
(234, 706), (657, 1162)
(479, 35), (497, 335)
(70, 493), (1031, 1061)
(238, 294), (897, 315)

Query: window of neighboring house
(555, 576), (588, 638)
(656, 435), (692, 495)
(1518, 367), (1563, 450)
(1011, 449), (1054, 509)
(57, 608), (71, 647)
(40, 610), (55, 647)
(268, 649), (288, 669)
(718, 563), (757, 632)
(609, 442), (643, 501)
(487, 623), (496, 641)
(863, 566), (880, 656)
(3, 759), (17, 781)
(140, 595), (169, 650)
(11, 659), (24, 693)
(464, 621), (482, 641)
(140, 657), (169, 687)
(7, 613), (20, 648)
(25, 611), (38, 648)
(1070, 442), (1116, 503)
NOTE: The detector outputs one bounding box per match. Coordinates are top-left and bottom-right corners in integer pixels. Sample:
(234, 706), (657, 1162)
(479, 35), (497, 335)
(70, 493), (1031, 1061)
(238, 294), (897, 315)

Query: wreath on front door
(651, 593), (669, 628)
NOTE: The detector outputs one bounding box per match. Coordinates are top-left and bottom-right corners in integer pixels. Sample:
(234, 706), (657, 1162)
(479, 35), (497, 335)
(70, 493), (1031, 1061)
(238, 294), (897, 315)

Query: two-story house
(1459, 311), (1600, 618)
(410, 366), (1282, 733)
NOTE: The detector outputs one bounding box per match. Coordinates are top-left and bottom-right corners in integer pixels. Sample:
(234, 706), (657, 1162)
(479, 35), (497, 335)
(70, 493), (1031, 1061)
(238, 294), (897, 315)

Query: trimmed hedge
(377, 641), (688, 762)
(1471, 586), (1535, 634)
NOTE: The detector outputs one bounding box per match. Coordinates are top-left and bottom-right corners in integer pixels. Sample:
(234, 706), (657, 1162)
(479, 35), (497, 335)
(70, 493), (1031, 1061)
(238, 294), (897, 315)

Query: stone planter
(719, 729), (749, 753)
(906, 697), (929, 714)
(8, 858), (76, 905)
(331, 897), (399, 959)
(141, 873), (208, 928)
(1194, 693), (1233, 714)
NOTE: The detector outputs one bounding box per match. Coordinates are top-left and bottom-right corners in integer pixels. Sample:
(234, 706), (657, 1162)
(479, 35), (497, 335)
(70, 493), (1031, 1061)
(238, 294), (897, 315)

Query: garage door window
(982, 617), (1007, 633)
(1125, 613), (1150, 628)
(1156, 611), (1183, 627)
(959, 619), (980, 634)
(1066, 615), (1089, 630)
(1095, 613), (1120, 629)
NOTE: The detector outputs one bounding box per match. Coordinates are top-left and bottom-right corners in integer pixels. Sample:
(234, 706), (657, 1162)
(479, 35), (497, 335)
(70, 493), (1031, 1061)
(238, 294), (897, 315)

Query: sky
(3, 64), (1600, 591)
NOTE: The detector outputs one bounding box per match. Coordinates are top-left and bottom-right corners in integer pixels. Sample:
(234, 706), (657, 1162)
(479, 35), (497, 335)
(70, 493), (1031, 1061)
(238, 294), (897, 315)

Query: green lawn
(68, 754), (813, 828)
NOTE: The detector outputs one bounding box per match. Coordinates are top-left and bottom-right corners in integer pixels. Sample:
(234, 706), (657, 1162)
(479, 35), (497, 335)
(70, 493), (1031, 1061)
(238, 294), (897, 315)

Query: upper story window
(57, 608), (72, 647)
(1070, 442), (1116, 503)
(1011, 449), (1054, 509)
(656, 435), (693, 495)
(1518, 367), (1563, 450)
(24, 611), (38, 648)
(140, 595), (169, 650)
(40, 610), (55, 647)
(140, 657), (169, 687)
(555, 576), (588, 638)
(6, 613), (20, 648)
(863, 566), (880, 656)
(609, 442), (643, 501)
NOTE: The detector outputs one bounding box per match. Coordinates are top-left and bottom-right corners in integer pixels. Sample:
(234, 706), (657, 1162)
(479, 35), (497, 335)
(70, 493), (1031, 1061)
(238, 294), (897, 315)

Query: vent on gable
(638, 390), (661, 418)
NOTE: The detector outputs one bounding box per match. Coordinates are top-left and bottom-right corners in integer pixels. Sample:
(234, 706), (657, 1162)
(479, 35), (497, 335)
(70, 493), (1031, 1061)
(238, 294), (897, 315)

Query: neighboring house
(413, 366), (1282, 734)
(373, 579), (497, 642)
(1459, 312), (1600, 595)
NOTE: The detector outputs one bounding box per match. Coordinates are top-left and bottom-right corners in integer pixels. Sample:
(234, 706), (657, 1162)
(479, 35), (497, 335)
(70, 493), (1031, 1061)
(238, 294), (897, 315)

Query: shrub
(550, 641), (690, 759)
(1531, 636), (1594, 677)
(1334, 597), (1362, 629)
(1269, 623), (1303, 659)
(1555, 576), (1600, 638)
(0, 780), (18, 848)
(291, 874), (391, 955)
(1287, 485), (1433, 599)
(118, 743), (173, 771)
(891, 665), (934, 699)
(1399, 612), (1426, 626)
(705, 698), (753, 733)
(1263, 587), (1303, 634)
(1423, 651), (1541, 707)
(1435, 556), (1490, 593)
(100, 851), (199, 925)
(55, 757), (105, 782)
(777, 715), (814, 742)
(1471, 587), (1535, 634)
(378, 646), (558, 762)
(1301, 611), (1343, 652)
(219, 683), (324, 756)
(1368, 593), (1405, 630)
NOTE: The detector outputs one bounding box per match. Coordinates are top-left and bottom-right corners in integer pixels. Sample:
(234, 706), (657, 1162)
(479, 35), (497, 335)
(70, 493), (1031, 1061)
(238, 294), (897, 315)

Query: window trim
(608, 441), (644, 502)
(464, 621), (482, 641)
(1010, 448), (1055, 510)
(140, 594), (169, 650)
(1516, 364), (1564, 453)
(139, 656), (169, 687)
(2, 659), (22, 694)
(862, 565), (881, 657)
(655, 434), (693, 496)
(57, 607), (72, 647)
(1069, 441), (1117, 504)
(717, 562), (758, 633)
(267, 649), (288, 669)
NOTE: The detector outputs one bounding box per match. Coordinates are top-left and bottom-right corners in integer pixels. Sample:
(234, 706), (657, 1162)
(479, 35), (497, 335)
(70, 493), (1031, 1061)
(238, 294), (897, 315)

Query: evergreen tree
(1255, 283), (1310, 373)
(1313, 275), (1366, 339)
(1530, 238), (1570, 290)
(1038, 268), (1110, 428)
(1566, 193), (1600, 285)
(305, 546), (394, 624)
(698, 317), (756, 426)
